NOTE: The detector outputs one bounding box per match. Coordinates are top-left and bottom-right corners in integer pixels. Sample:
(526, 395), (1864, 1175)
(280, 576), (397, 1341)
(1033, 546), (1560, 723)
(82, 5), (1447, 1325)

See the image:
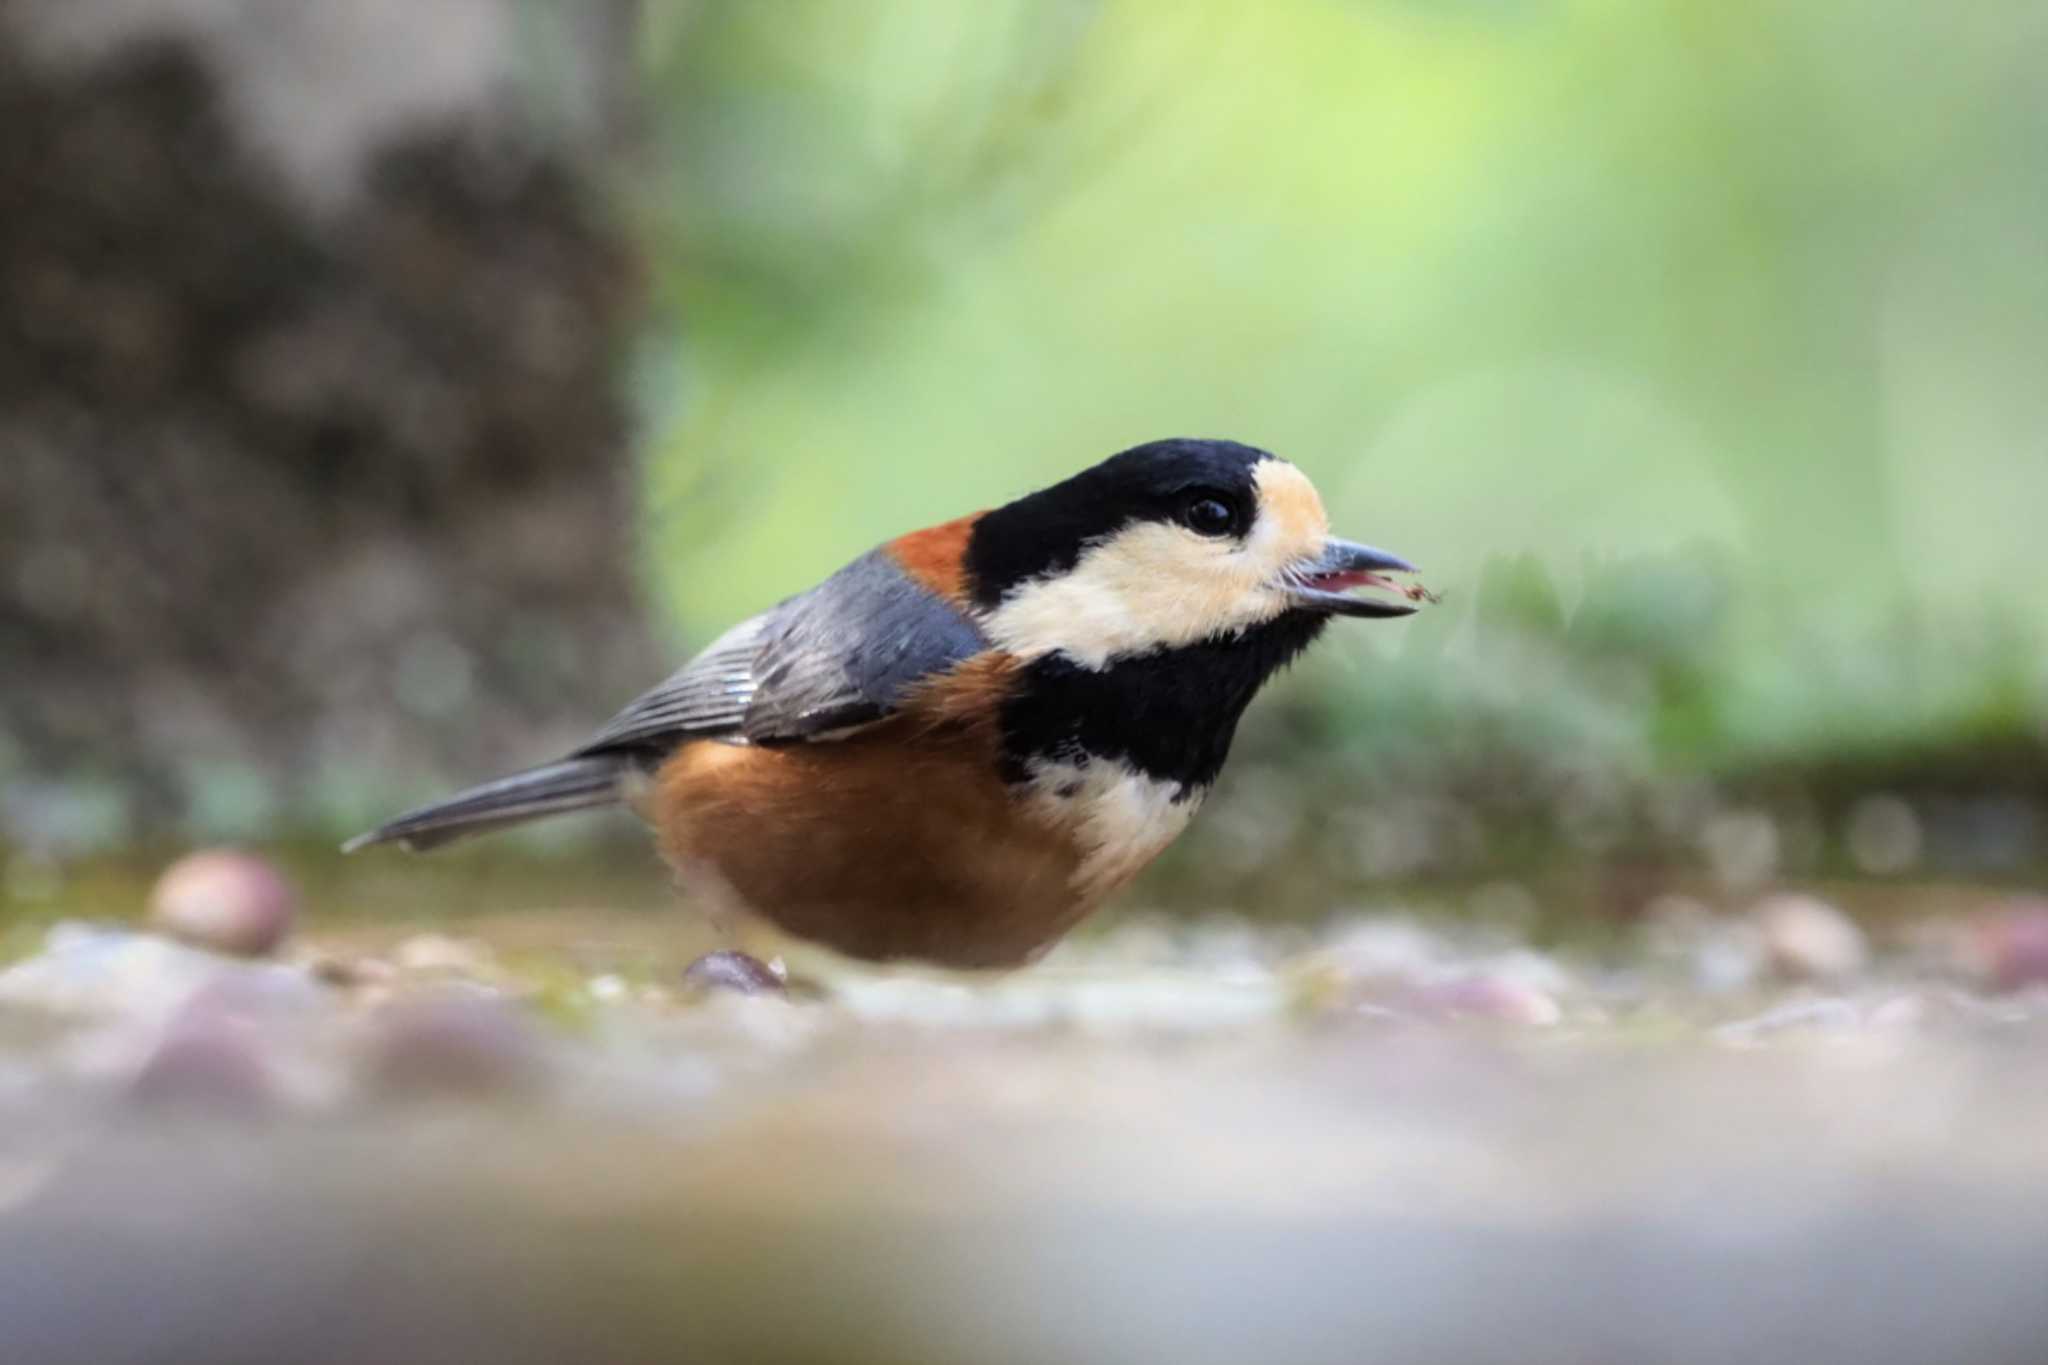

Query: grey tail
(342, 756), (632, 853)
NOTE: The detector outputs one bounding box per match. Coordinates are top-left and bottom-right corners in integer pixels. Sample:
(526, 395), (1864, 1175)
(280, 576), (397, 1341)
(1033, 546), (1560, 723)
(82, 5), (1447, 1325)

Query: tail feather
(343, 756), (631, 853)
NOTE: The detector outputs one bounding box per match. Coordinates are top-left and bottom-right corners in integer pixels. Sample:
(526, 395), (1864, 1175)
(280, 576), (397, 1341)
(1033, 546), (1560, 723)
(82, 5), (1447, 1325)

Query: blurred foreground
(5, 881), (2048, 1363)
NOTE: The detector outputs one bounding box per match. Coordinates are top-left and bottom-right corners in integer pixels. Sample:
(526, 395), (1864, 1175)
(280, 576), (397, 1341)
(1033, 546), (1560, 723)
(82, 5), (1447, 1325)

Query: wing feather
(574, 549), (987, 758)
(573, 616), (767, 753)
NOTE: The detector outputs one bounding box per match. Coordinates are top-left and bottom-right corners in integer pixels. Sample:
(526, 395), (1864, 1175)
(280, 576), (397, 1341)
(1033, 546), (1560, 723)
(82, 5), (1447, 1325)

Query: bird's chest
(991, 644), (1285, 899)
(1017, 755), (1203, 901)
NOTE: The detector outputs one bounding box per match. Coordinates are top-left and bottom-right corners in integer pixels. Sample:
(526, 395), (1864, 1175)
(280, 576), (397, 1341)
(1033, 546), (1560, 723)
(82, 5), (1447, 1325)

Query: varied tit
(347, 438), (1428, 968)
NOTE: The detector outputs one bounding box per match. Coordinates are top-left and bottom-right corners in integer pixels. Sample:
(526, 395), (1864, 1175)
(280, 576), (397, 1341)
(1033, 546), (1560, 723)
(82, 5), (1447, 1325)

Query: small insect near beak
(1285, 538), (1426, 618)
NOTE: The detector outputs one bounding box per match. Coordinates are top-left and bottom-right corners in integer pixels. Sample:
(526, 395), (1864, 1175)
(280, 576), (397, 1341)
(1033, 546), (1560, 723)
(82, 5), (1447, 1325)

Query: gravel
(1, 906), (2046, 1363)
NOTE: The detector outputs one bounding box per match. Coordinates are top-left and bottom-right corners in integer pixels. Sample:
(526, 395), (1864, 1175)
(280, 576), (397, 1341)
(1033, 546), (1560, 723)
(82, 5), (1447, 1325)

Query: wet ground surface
(4, 867), (2048, 1364)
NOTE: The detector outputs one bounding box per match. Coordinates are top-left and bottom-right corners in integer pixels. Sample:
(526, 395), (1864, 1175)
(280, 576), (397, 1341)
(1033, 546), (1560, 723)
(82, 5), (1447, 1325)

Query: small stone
(180, 969), (318, 1021)
(129, 1019), (273, 1116)
(1862, 989), (2025, 1033)
(394, 933), (495, 975)
(1306, 917), (1449, 987)
(1752, 893), (1869, 982)
(309, 955), (397, 989)
(679, 950), (786, 997)
(1968, 901), (2048, 993)
(1866, 993), (1927, 1031)
(0, 924), (313, 1024)
(146, 850), (297, 956)
(366, 996), (546, 1101)
(1714, 996), (1861, 1042)
(1075, 913), (1181, 968)
(1640, 895), (1765, 993)
(1402, 973), (1562, 1026)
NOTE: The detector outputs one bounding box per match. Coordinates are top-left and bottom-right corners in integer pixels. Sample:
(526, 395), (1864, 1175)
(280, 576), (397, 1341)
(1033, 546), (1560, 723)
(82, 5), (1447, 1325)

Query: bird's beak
(1284, 538), (1425, 618)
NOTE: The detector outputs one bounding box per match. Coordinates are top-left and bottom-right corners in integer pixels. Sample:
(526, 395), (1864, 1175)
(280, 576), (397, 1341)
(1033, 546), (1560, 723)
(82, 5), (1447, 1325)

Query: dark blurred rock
(147, 849), (297, 956)
(0, 0), (652, 843)
(309, 954), (399, 991)
(1844, 795), (1923, 875)
(679, 950), (787, 997)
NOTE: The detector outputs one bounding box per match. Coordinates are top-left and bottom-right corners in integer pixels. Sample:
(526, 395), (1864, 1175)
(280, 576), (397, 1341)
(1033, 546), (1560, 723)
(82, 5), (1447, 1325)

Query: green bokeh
(630, 0), (2048, 796)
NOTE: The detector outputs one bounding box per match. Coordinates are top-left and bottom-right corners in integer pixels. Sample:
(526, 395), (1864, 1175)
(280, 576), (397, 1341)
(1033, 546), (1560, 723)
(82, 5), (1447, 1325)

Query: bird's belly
(647, 730), (1096, 969)
(1016, 757), (1201, 903)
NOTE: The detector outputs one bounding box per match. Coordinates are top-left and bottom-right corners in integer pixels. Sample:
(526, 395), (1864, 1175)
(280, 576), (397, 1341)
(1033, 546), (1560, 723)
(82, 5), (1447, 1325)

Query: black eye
(1181, 495), (1239, 537)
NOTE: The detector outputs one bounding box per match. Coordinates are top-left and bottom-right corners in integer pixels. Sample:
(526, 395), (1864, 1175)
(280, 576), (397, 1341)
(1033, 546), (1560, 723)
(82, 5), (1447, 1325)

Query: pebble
(1713, 996), (1861, 1043)
(308, 955), (398, 990)
(1865, 988), (2029, 1033)
(1640, 896), (1765, 993)
(1301, 917), (1449, 989)
(1967, 901), (2048, 992)
(1401, 974), (1562, 1027)
(394, 934), (496, 975)
(125, 964), (331, 1115)
(129, 1018), (274, 1116)
(1752, 893), (1868, 982)
(679, 950), (787, 997)
(1865, 993), (1927, 1031)
(0, 924), (314, 1024)
(365, 996), (547, 1101)
(146, 850), (297, 957)
(829, 970), (1286, 1032)
(1294, 920), (1571, 1026)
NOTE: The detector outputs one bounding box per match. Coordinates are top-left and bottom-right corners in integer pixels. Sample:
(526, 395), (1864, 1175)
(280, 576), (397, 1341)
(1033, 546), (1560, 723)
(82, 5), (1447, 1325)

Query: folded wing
(345, 550), (990, 852)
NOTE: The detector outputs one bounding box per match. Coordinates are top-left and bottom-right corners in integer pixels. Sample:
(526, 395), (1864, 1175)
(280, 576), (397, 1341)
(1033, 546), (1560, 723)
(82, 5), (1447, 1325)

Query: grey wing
(571, 614), (768, 755)
(739, 548), (989, 742)
(573, 549), (988, 758)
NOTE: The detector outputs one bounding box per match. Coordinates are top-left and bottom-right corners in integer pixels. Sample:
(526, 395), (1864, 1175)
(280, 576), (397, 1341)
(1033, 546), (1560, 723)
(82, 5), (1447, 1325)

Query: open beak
(1285, 538), (1425, 618)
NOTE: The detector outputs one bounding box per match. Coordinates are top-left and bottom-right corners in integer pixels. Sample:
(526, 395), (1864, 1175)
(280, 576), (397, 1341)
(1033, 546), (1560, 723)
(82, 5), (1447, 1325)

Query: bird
(346, 438), (1427, 969)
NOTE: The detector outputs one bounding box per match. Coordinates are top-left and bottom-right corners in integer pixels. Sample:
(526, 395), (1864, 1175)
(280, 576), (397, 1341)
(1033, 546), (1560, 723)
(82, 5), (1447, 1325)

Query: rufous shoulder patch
(884, 512), (983, 604)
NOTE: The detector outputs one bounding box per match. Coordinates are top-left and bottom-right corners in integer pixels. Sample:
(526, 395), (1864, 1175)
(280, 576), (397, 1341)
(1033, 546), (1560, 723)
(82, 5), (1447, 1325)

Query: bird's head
(964, 438), (1422, 668)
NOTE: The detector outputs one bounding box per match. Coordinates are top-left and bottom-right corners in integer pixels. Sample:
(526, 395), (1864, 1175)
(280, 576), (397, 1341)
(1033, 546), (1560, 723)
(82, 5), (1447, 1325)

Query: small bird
(347, 439), (1426, 968)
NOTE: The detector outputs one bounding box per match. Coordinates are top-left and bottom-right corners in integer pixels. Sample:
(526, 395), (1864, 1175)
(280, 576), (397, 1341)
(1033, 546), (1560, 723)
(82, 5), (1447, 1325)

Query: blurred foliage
(626, 0), (2048, 804)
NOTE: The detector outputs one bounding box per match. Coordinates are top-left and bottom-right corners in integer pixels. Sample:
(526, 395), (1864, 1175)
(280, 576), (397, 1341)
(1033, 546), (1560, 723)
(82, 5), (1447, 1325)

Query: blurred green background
(631, 0), (2048, 906)
(5, 0), (2045, 923)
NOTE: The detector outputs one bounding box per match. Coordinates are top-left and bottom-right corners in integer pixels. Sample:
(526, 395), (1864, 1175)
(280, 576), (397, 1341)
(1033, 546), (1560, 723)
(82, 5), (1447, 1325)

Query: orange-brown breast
(644, 657), (1097, 968)
(882, 512), (983, 606)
